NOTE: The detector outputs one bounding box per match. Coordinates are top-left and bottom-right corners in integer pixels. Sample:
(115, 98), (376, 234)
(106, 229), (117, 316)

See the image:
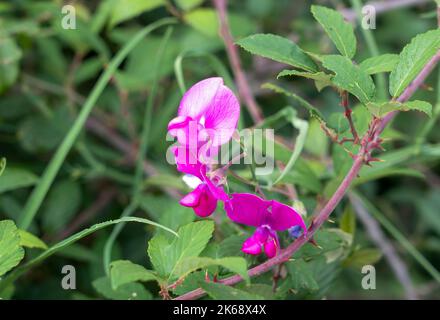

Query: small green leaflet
(366, 100), (432, 117)
(343, 248), (382, 268)
(0, 220), (25, 276)
(0, 167), (38, 193)
(147, 221), (215, 281)
(277, 69), (333, 91)
(18, 230), (48, 250)
(390, 29), (440, 98)
(311, 5), (357, 58)
(110, 260), (157, 289)
(236, 33), (318, 72)
(359, 54), (399, 75)
(322, 55), (376, 104)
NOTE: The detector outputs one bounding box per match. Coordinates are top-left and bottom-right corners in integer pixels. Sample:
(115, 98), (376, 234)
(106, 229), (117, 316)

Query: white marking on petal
(182, 174), (203, 189)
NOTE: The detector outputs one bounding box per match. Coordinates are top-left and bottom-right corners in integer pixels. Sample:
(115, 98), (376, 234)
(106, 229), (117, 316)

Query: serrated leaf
(92, 276), (152, 300)
(147, 221), (215, 280)
(172, 256), (248, 283)
(237, 33), (318, 72)
(109, 0), (165, 27)
(322, 55), (376, 104)
(287, 259), (319, 291)
(18, 230), (47, 250)
(0, 220), (25, 276)
(359, 54), (399, 74)
(278, 69), (333, 91)
(366, 100), (432, 117)
(0, 167), (38, 193)
(390, 29), (440, 97)
(200, 282), (264, 300)
(311, 5), (356, 58)
(110, 260), (157, 289)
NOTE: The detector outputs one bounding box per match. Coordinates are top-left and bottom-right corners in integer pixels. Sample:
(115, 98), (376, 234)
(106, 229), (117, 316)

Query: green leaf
(277, 69), (333, 91)
(184, 8), (218, 37)
(200, 282), (264, 300)
(359, 54), (399, 75)
(236, 33), (318, 72)
(147, 221), (214, 280)
(322, 55), (376, 104)
(343, 248), (382, 268)
(42, 179), (82, 233)
(0, 167), (38, 193)
(390, 29), (440, 97)
(0, 158), (5, 176)
(93, 276), (152, 300)
(0, 34), (22, 92)
(172, 256), (248, 283)
(366, 100), (432, 117)
(109, 0), (165, 27)
(176, 0), (204, 11)
(18, 230), (47, 250)
(340, 206), (356, 236)
(0, 220), (24, 276)
(287, 259), (319, 291)
(311, 5), (356, 58)
(109, 260), (157, 289)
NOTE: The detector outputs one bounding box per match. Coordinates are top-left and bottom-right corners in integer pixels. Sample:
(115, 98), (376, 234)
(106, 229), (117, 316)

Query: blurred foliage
(0, 0), (440, 300)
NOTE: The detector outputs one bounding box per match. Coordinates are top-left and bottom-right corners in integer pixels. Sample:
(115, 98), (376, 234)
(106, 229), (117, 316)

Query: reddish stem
(174, 48), (440, 301)
(341, 91), (359, 144)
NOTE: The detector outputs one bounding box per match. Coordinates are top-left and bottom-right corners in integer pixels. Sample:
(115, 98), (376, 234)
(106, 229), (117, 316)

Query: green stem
(17, 18), (177, 230)
(350, 0), (388, 100)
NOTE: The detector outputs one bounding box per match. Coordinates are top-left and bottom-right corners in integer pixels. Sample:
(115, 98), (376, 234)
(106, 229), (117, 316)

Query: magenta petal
(180, 184), (217, 217)
(268, 200), (307, 232)
(242, 235), (262, 255)
(264, 237), (278, 258)
(179, 185), (203, 207)
(225, 193), (270, 227)
(178, 77), (223, 120)
(203, 84), (240, 146)
(193, 188), (217, 217)
(173, 145), (204, 179)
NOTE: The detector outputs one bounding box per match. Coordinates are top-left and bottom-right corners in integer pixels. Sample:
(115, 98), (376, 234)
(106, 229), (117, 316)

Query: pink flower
(225, 193), (307, 258)
(168, 77), (239, 217)
(168, 77), (240, 150)
(180, 165), (228, 217)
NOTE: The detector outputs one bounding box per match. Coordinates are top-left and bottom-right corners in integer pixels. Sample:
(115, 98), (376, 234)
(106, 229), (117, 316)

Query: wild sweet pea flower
(168, 77), (240, 152)
(225, 193), (307, 258)
(168, 77), (239, 217)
